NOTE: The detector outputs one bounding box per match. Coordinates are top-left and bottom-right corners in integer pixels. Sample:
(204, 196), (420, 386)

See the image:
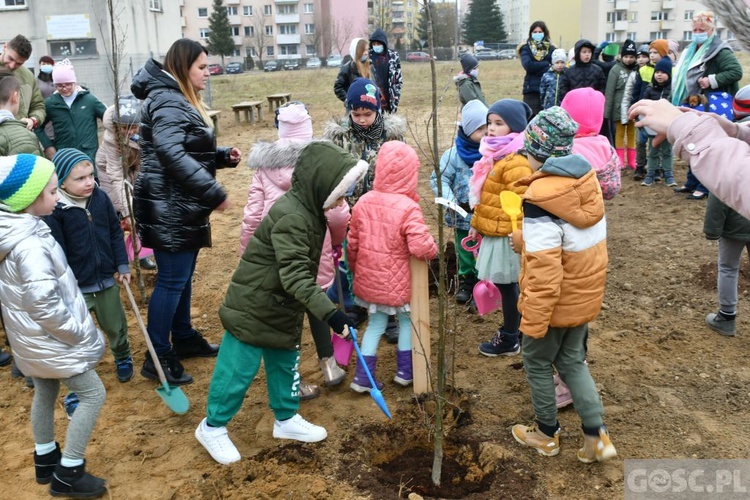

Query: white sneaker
(273, 414), (327, 443)
(195, 418), (241, 465)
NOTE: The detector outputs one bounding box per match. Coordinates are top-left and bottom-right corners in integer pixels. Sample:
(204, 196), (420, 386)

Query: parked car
(306, 57), (322, 69)
(406, 51), (431, 62)
(207, 63), (224, 75)
(226, 62), (244, 74)
(326, 54), (343, 67)
(497, 49), (518, 60)
(284, 59), (300, 71)
(475, 49), (499, 61)
(264, 60), (281, 72)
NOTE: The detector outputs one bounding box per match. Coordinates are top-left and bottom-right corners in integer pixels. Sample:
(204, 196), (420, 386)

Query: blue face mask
(360, 54), (368, 62)
(531, 33), (545, 42)
(373, 45), (384, 54)
(692, 32), (708, 45)
(40, 65), (53, 74)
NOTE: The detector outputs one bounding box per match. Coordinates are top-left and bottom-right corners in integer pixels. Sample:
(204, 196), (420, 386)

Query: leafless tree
(330, 18), (355, 58)
(244, 12), (271, 66)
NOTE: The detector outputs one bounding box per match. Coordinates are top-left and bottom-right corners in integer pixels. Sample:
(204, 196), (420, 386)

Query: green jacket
(704, 194), (750, 242)
(219, 142), (366, 350)
(0, 118), (43, 156)
(604, 61), (635, 122)
(0, 63), (45, 124)
(36, 88), (106, 164)
(454, 74), (488, 107)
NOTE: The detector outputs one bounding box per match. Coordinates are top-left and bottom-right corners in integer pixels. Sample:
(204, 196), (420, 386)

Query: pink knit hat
(52, 59), (76, 84)
(277, 103), (312, 140)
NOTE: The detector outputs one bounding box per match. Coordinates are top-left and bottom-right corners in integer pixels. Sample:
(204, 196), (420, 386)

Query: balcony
(392, 17), (404, 23)
(614, 0), (628, 10)
(232, 36), (243, 46)
(660, 20), (675, 31)
(614, 20), (628, 31)
(180, 17), (186, 27)
(662, 0), (676, 8)
(275, 0), (297, 3)
(225, 0), (239, 4)
(276, 34), (301, 44)
(275, 13), (300, 23)
(227, 15), (241, 25)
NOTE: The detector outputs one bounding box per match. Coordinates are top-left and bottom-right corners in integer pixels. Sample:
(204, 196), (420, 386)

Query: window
(606, 12), (614, 22)
(407, 11), (412, 19)
(279, 44), (298, 55)
(605, 32), (616, 42)
(49, 39), (98, 58)
(198, 7), (208, 17)
(649, 31), (667, 39)
(264, 5), (272, 16)
(304, 3), (313, 14)
(727, 30), (735, 40)
(628, 11), (637, 22)
(232, 49), (241, 57)
(627, 32), (637, 41)
(607, 11), (627, 22)
(1, 0), (27, 7)
(650, 11), (667, 21)
(149, 0), (162, 12)
(278, 4), (297, 14)
(230, 27), (240, 36)
(682, 30), (692, 41)
(304, 24), (314, 35)
(243, 5), (252, 16)
(227, 6), (238, 16)
(278, 24), (297, 35)
(407, 22), (412, 30)
(200, 28), (210, 39)
(244, 26), (254, 37)
(265, 26), (273, 35)
(306, 44), (315, 55)
(684, 10), (694, 21)
(267, 46), (274, 56)
(246, 47), (256, 57)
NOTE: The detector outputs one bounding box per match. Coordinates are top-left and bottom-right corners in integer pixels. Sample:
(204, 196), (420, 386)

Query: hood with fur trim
(247, 139), (314, 171)
(323, 113), (406, 145)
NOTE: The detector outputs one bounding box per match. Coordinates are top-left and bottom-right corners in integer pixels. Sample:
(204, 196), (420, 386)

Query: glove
(332, 245), (343, 262)
(327, 310), (355, 339)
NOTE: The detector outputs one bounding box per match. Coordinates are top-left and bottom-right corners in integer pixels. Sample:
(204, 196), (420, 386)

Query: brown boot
(577, 426), (617, 463)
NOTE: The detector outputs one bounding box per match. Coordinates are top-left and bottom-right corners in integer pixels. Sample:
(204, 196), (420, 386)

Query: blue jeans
(685, 167), (708, 194)
(147, 250), (199, 355)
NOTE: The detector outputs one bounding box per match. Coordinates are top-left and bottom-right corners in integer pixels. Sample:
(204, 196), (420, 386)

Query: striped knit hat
(52, 148), (92, 185)
(0, 154), (56, 212)
(733, 85), (750, 119)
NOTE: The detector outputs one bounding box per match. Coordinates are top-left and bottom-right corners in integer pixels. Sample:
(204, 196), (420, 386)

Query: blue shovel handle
(349, 327), (392, 419)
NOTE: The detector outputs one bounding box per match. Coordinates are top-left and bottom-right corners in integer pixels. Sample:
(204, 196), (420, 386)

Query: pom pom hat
(0, 154), (56, 213)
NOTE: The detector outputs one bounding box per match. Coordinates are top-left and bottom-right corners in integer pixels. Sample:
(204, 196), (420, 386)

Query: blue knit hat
(0, 154), (55, 212)
(52, 148), (92, 185)
(487, 99), (532, 133)
(460, 52), (479, 73)
(461, 99), (489, 136)
(346, 77), (381, 112)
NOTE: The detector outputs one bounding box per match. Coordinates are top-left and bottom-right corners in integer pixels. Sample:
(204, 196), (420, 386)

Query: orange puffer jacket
(471, 153), (532, 236)
(348, 141), (438, 307)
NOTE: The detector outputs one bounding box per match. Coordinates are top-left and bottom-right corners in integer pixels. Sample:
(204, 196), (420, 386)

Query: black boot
(384, 315), (399, 344)
(172, 331), (219, 359)
(34, 442), (61, 484)
(455, 275), (477, 305)
(49, 460), (106, 498)
(141, 350), (193, 386)
(633, 167), (646, 181)
(0, 349), (10, 366)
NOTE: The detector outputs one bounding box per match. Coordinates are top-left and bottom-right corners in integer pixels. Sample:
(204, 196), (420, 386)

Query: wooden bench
(207, 109), (221, 135)
(266, 93), (291, 113)
(231, 101), (263, 125)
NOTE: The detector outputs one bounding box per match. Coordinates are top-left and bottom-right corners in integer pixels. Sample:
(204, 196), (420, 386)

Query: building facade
(367, 0), (422, 49)
(180, 0), (368, 64)
(0, 0), (182, 105)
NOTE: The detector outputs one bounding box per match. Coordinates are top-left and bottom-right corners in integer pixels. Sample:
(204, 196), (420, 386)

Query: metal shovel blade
(349, 327), (392, 419)
(500, 190), (522, 232)
(123, 281), (190, 415)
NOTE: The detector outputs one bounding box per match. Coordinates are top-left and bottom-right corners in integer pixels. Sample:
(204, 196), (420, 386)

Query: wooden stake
(410, 257), (431, 394)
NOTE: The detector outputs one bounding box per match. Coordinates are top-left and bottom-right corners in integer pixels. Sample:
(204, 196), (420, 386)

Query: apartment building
(180, 0), (368, 63)
(0, 0), (181, 105)
(367, 0), (422, 49)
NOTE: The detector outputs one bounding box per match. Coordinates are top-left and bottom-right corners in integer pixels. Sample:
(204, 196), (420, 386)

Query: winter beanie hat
(461, 99), (489, 136)
(0, 154), (55, 212)
(52, 58), (76, 84)
(460, 52), (479, 74)
(487, 99), (532, 134)
(621, 39), (637, 57)
(52, 148), (92, 185)
(524, 106), (579, 161)
(277, 102), (313, 140)
(637, 44), (650, 57)
(346, 77), (381, 112)
(649, 39), (668, 58)
(667, 39), (680, 57)
(654, 56), (673, 76)
(551, 48), (567, 64)
(113, 95), (141, 125)
(602, 43), (620, 57)
(733, 85), (750, 118)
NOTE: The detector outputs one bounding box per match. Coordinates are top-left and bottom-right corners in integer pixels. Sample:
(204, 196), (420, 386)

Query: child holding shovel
(468, 99), (533, 357)
(195, 142), (366, 465)
(0, 155), (108, 497)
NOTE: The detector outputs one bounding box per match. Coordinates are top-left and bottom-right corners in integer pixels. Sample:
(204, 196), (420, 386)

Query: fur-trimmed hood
(323, 113), (406, 144)
(246, 139), (314, 170)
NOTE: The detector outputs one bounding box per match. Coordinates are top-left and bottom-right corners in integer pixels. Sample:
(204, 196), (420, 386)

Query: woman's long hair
(354, 39), (371, 80)
(163, 38), (212, 127)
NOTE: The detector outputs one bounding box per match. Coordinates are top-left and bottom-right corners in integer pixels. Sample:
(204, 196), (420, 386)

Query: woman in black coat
(131, 39), (241, 384)
(334, 38), (374, 103)
(519, 20), (555, 117)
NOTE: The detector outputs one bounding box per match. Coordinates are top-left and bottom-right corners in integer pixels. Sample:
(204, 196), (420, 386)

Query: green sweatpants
(206, 331), (300, 427)
(455, 228), (477, 278)
(522, 324), (604, 429)
(84, 284), (131, 361)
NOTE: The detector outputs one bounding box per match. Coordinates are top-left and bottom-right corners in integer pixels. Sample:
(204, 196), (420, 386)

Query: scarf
(468, 133), (525, 208)
(529, 39), (551, 62)
(672, 34), (715, 106)
(350, 112), (385, 150)
(455, 126), (482, 166)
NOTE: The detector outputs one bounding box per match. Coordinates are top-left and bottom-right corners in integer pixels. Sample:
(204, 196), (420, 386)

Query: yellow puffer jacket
(471, 153), (532, 236)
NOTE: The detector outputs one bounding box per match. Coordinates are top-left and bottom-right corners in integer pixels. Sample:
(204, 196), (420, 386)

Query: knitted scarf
(468, 133), (525, 208)
(455, 126), (482, 166)
(350, 112), (385, 148)
(672, 34), (715, 106)
(529, 39), (551, 62)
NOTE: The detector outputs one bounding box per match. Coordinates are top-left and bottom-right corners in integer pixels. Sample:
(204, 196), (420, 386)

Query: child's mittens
(327, 310), (356, 339)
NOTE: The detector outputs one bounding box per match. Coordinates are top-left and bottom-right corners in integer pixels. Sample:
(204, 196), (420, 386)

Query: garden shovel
(123, 281), (189, 415)
(500, 190), (522, 232)
(349, 327), (392, 419)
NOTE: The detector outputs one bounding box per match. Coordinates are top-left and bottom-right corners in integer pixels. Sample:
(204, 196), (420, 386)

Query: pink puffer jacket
(348, 141), (438, 307)
(239, 139), (349, 289)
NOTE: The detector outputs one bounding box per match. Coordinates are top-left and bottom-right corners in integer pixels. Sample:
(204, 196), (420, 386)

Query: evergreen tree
(207, 0), (235, 66)
(417, 2), (458, 48)
(462, 0), (507, 45)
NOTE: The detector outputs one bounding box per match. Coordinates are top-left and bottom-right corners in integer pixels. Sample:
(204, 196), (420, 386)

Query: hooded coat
(454, 73), (487, 107)
(0, 211), (105, 378)
(219, 142), (367, 350)
(131, 58), (239, 251)
(513, 154), (607, 338)
(0, 111), (44, 156)
(604, 60), (636, 123)
(519, 40), (555, 96)
(368, 29), (403, 113)
(348, 141), (438, 307)
(559, 40), (606, 101)
(239, 139), (350, 290)
(334, 38), (376, 103)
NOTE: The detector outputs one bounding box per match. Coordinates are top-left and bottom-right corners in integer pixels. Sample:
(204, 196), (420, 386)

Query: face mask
(692, 33), (708, 44)
(373, 45), (384, 54)
(40, 65), (53, 74)
(469, 68), (479, 78)
(360, 54), (368, 62)
(531, 33), (544, 42)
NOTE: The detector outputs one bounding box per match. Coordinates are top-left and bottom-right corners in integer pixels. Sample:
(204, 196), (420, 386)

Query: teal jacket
(219, 142), (367, 350)
(36, 88), (106, 164)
